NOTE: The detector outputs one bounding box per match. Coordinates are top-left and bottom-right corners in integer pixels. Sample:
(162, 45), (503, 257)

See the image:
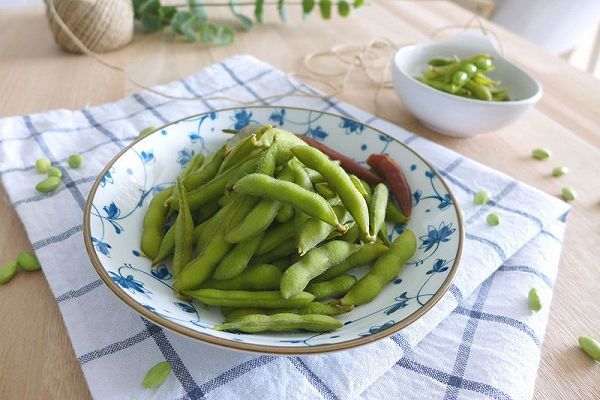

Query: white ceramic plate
(84, 106), (463, 354)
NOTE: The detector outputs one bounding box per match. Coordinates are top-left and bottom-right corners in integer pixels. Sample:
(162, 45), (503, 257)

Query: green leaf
(142, 361), (172, 389)
(319, 0), (332, 19)
(159, 6), (177, 26)
(277, 0), (288, 22)
(188, 0), (207, 19)
(180, 15), (202, 42)
(353, 0), (364, 7)
(255, 0), (264, 23)
(170, 10), (192, 35)
(215, 26), (235, 45)
(200, 23), (218, 43)
(229, 0), (253, 30)
(338, 0), (350, 16)
(302, 0), (315, 19)
(141, 13), (164, 32)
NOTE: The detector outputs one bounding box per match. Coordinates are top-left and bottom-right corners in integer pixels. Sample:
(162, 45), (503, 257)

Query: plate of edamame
(84, 106), (463, 354)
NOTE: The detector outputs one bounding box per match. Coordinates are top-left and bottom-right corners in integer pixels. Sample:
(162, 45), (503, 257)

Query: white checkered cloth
(0, 55), (570, 400)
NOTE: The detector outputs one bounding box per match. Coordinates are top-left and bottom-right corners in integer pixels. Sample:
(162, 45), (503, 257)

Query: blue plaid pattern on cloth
(0, 55), (570, 400)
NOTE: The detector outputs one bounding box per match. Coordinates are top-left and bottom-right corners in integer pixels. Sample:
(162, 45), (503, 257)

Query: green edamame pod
(183, 145), (226, 190)
(291, 146), (371, 241)
(224, 302), (353, 321)
(233, 173), (342, 231)
(251, 240), (297, 265)
(269, 256), (293, 271)
(315, 182), (337, 199)
(140, 187), (173, 260)
(185, 289), (315, 308)
(195, 200), (221, 224)
(305, 168), (324, 184)
(428, 58), (455, 67)
(219, 134), (259, 173)
(350, 175), (368, 197)
(213, 232), (264, 280)
(315, 241), (389, 282)
(342, 229), (416, 305)
(173, 224), (232, 291)
(202, 263), (282, 290)
(214, 313), (341, 333)
(172, 179), (194, 277)
(385, 200), (408, 225)
(181, 153), (205, 178)
(0, 260), (19, 284)
(378, 222), (391, 246)
(339, 223), (360, 243)
(275, 205), (294, 223)
(196, 202), (232, 254)
(259, 127), (309, 165)
(256, 222), (296, 255)
(305, 274), (357, 300)
(224, 160), (290, 244)
(369, 183), (389, 238)
(298, 204), (351, 256)
(153, 222), (175, 264)
(464, 80), (492, 101)
(280, 241), (359, 298)
(173, 155), (260, 211)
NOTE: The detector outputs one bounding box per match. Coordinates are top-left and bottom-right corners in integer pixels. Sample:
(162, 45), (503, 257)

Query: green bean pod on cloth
(291, 145), (372, 242)
(141, 187), (173, 260)
(201, 263), (282, 291)
(342, 229), (416, 306)
(280, 240), (359, 299)
(185, 289), (315, 308)
(214, 313), (342, 333)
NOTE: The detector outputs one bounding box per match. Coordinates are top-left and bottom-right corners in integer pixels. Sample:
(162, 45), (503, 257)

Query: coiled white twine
(45, 0), (502, 116)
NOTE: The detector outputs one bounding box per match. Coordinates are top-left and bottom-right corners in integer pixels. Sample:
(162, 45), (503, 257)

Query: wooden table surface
(1, 1), (598, 399)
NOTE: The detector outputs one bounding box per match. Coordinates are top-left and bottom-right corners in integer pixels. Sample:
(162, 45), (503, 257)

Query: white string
(45, 0), (501, 115)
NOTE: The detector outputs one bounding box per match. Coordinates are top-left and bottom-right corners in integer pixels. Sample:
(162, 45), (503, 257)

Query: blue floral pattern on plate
(86, 107), (462, 350)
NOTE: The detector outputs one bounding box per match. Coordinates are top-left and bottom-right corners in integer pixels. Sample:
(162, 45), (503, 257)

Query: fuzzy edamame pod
(201, 263), (282, 290)
(173, 224), (232, 291)
(214, 313), (342, 333)
(298, 204), (351, 256)
(314, 182), (336, 199)
(251, 240), (297, 265)
(224, 302), (353, 321)
(256, 222), (296, 255)
(213, 232), (264, 280)
(342, 229), (416, 305)
(385, 200), (408, 225)
(313, 241), (389, 282)
(218, 134), (259, 173)
(181, 153), (205, 178)
(173, 155), (260, 211)
(185, 289), (315, 308)
(233, 173), (343, 231)
(338, 223), (360, 243)
(183, 145), (226, 190)
(280, 240), (359, 298)
(305, 274), (357, 300)
(291, 146), (372, 242)
(141, 187), (173, 260)
(171, 178), (194, 277)
(369, 183), (389, 238)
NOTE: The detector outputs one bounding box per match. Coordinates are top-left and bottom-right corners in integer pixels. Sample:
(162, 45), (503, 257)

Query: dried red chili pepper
(297, 135), (382, 184)
(366, 154), (412, 218)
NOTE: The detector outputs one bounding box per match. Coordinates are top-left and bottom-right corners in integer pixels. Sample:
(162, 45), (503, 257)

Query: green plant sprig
(132, 0), (364, 45)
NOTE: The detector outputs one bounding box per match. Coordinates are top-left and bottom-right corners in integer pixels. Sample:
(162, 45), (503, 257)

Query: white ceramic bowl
(84, 107), (463, 354)
(392, 32), (542, 137)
